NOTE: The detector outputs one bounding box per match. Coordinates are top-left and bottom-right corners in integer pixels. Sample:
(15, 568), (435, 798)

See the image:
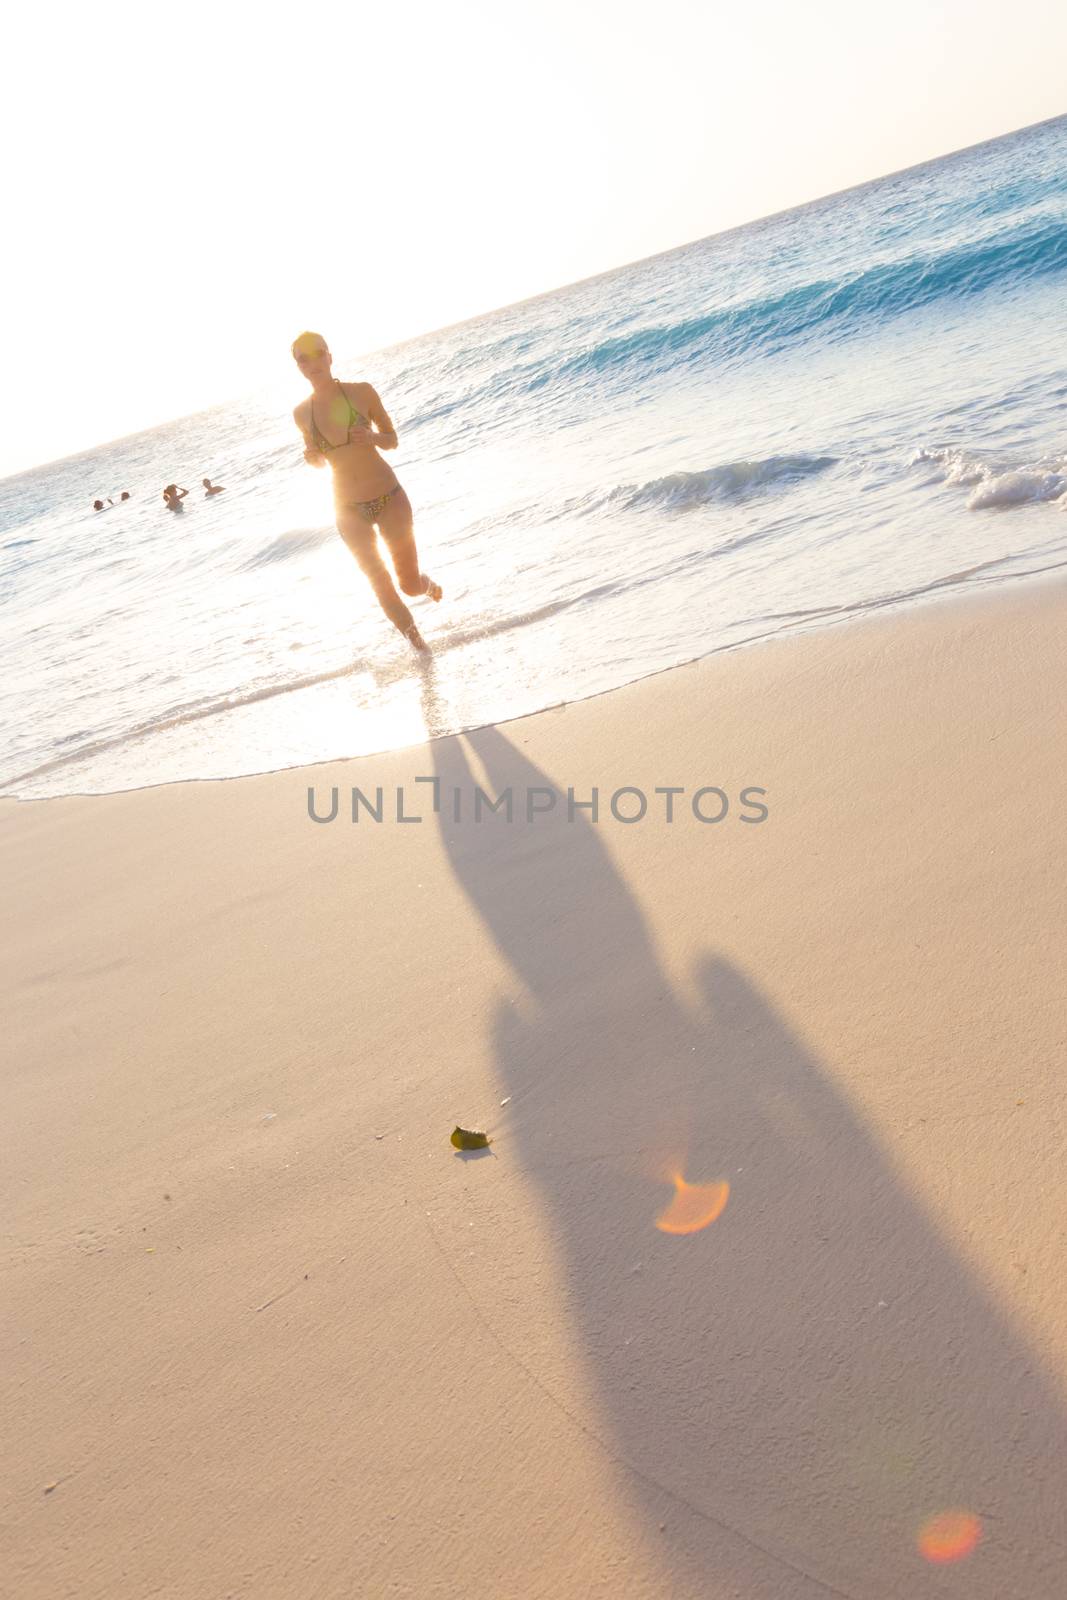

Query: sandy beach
(3, 577), (1066, 1599)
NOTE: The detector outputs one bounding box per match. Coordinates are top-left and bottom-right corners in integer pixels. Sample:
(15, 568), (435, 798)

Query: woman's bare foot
(423, 575), (443, 602)
(403, 621), (431, 654)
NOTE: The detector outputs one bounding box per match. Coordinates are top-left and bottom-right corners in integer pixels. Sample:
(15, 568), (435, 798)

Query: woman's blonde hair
(291, 330), (328, 358)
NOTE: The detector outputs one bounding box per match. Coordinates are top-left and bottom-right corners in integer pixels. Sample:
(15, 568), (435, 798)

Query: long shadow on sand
(424, 706), (1065, 1598)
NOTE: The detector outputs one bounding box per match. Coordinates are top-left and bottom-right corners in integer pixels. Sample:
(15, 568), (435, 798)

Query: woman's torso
(300, 380), (398, 501)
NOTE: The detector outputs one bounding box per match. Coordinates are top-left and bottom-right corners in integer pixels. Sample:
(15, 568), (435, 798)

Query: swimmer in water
(202, 478), (225, 496)
(163, 484), (189, 512)
(290, 331), (441, 654)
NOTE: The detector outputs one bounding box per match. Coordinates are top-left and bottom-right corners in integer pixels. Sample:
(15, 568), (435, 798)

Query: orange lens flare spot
(918, 1510), (982, 1564)
(655, 1174), (729, 1235)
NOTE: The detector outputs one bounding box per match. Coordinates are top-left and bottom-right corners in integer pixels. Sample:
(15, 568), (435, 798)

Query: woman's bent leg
(376, 488), (440, 600)
(336, 510), (415, 634)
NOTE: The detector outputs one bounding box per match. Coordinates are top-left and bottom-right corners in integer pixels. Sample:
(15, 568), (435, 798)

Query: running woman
(291, 331), (442, 653)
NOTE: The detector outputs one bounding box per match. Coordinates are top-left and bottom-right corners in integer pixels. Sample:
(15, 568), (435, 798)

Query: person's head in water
(291, 330), (332, 385)
(120, 491), (130, 501)
(93, 499), (104, 511)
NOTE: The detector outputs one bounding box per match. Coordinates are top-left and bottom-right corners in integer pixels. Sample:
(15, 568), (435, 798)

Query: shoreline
(4, 573), (1066, 1597)
(5, 556), (1067, 808)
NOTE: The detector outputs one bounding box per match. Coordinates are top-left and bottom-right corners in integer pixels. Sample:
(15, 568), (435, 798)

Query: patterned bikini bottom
(342, 483), (403, 524)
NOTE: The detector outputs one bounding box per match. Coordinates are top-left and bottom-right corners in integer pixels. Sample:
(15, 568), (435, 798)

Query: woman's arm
(293, 405), (326, 467)
(358, 385), (398, 450)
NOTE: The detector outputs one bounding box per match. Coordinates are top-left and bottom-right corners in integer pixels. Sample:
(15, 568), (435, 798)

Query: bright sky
(2, 0), (1064, 478)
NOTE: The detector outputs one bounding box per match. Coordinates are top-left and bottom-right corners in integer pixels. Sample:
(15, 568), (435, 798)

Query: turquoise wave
(527, 214), (1067, 390)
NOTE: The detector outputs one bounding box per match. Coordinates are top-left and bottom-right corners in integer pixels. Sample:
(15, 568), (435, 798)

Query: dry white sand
(3, 579), (1066, 1599)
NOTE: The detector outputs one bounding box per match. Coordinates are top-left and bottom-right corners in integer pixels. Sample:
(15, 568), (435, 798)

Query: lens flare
(918, 1509), (981, 1564)
(655, 1172), (729, 1235)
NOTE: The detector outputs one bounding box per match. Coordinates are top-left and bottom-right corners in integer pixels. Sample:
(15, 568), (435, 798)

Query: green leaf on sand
(451, 1126), (491, 1150)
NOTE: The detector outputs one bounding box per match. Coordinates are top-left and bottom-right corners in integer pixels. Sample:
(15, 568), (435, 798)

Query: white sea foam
(913, 446), (1067, 509)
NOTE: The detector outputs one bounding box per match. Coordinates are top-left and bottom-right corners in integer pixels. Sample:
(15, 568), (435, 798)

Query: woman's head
(291, 330), (331, 381)
(163, 484), (176, 499)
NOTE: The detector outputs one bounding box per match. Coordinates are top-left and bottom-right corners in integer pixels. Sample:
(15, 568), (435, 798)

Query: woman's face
(293, 340), (332, 383)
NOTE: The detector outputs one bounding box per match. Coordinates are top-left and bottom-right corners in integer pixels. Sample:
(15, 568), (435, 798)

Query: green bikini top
(308, 381), (369, 454)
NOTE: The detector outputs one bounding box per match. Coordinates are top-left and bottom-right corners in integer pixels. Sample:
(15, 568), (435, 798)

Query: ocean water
(3, 114), (1066, 799)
